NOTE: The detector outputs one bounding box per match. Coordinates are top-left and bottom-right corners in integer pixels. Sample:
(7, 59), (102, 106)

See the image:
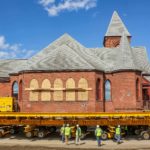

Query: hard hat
(67, 124), (69, 127)
(76, 124), (79, 127)
(97, 125), (99, 128)
(118, 125), (120, 127)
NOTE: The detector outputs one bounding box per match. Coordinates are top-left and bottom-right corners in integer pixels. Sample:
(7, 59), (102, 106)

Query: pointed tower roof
(115, 32), (136, 70)
(105, 11), (131, 36)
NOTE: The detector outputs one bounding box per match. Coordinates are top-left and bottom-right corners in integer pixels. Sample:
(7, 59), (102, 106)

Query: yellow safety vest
(65, 127), (71, 136)
(96, 128), (102, 136)
(60, 127), (65, 134)
(116, 127), (121, 135)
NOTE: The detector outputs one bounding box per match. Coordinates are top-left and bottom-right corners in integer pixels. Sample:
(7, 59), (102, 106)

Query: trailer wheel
(101, 132), (108, 140)
(135, 129), (140, 135)
(10, 128), (15, 135)
(25, 131), (33, 138)
(38, 131), (46, 138)
(142, 132), (150, 140)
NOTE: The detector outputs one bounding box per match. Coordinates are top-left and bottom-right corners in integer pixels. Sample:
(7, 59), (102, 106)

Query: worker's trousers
(115, 134), (121, 143)
(75, 136), (80, 144)
(96, 136), (101, 146)
(65, 135), (69, 144)
(61, 134), (65, 143)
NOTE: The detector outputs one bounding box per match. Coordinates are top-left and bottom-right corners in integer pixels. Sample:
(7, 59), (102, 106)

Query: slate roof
(0, 59), (27, 77)
(0, 11), (150, 79)
(105, 11), (131, 36)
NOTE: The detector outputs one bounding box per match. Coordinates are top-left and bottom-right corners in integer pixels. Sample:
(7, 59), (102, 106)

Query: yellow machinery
(101, 126), (125, 140)
(0, 97), (13, 112)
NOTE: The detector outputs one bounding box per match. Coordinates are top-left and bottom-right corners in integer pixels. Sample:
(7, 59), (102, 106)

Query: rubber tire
(142, 132), (150, 140)
(135, 129), (140, 135)
(25, 132), (33, 138)
(10, 128), (15, 134)
(38, 131), (45, 138)
(101, 132), (108, 140)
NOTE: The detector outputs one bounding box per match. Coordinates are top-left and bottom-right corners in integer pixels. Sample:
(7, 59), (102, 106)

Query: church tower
(103, 11), (131, 48)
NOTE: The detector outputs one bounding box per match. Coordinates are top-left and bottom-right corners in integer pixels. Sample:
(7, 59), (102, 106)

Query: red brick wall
(17, 71), (104, 112)
(103, 36), (131, 48)
(103, 71), (143, 112)
(0, 82), (11, 97)
(0, 70), (143, 112)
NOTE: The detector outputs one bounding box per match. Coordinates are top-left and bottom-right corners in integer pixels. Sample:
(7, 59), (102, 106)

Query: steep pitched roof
(18, 33), (109, 72)
(105, 11), (131, 36)
(27, 44), (95, 71)
(0, 59), (27, 77)
(114, 33), (136, 70)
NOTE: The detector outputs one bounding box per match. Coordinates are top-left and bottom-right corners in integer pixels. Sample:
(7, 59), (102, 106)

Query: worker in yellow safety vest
(64, 124), (71, 145)
(95, 125), (102, 146)
(60, 124), (65, 143)
(115, 125), (121, 144)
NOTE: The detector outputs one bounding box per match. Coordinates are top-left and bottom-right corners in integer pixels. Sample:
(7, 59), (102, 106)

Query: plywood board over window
(41, 79), (51, 101)
(78, 78), (88, 101)
(29, 79), (39, 101)
(53, 79), (63, 101)
(66, 78), (75, 101)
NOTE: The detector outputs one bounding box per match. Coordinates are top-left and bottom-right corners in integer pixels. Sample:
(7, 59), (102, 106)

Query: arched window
(78, 78), (88, 101)
(96, 79), (101, 100)
(136, 79), (140, 101)
(19, 80), (23, 101)
(66, 78), (75, 101)
(12, 81), (19, 100)
(29, 79), (39, 101)
(12, 81), (19, 112)
(105, 80), (111, 101)
(53, 79), (63, 101)
(41, 79), (51, 101)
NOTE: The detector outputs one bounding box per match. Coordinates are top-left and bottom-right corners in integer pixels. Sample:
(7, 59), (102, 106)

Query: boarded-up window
(53, 79), (63, 101)
(41, 79), (51, 101)
(66, 78), (75, 101)
(78, 78), (88, 101)
(29, 79), (39, 101)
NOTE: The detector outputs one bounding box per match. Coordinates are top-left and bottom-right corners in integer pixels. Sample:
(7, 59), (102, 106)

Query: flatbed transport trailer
(0, 112), (150, 126)
(1, 112), (150, 139)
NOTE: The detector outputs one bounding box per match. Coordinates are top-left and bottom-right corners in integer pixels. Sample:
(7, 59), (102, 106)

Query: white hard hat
(76, 124), (79, 127)
(67, 124), (69, 127)
(118, 125), (120, 127)
(97, 125), (99, 128)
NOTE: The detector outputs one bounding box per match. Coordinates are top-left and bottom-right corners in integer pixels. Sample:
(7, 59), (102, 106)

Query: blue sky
(0, 0), (150, 59)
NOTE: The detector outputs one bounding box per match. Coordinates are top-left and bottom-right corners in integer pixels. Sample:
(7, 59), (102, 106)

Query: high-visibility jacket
(76, 127), (81, 137)
(60, 126), (65, 135)
(65, 127), (71, 136)
(115, 127), (121, 135)
(95, 128), (102, 137)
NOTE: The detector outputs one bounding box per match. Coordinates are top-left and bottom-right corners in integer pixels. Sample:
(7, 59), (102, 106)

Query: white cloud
(0, 35), (35, 59)
(0, 36), (9, 49)
(38, 0), (97, 16)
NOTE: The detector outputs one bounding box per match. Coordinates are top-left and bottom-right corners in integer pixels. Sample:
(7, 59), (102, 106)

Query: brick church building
(0, 11), (150, 112)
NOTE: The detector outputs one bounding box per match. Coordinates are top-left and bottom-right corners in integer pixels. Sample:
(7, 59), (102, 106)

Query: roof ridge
(105, 11), (131, 36)
(25, 44), (95, 71)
